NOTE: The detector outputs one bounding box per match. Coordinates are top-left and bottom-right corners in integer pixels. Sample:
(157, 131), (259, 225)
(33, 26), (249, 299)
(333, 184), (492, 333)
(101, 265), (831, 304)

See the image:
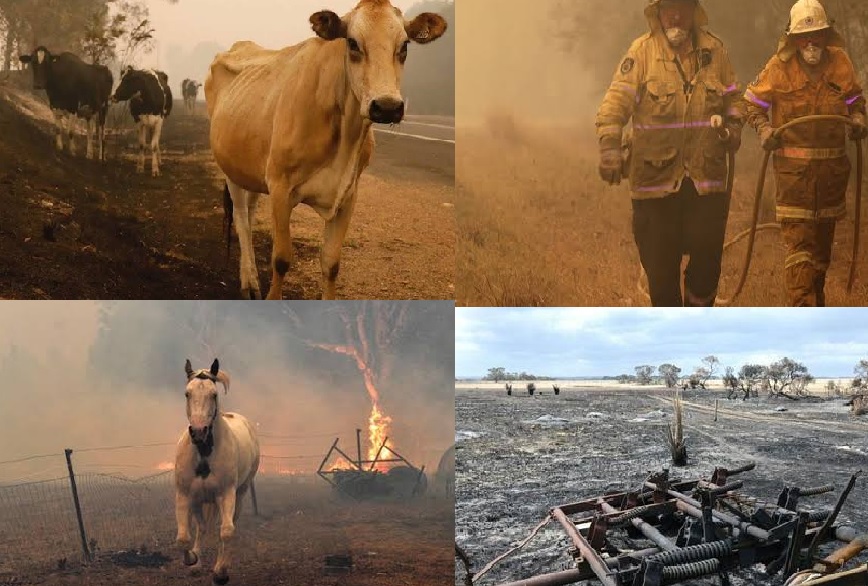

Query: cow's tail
(223, 181), (233, 263)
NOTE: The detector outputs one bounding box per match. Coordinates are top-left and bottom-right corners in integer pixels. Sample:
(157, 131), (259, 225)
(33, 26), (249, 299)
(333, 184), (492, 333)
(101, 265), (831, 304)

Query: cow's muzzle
(370, 97), (404, 125)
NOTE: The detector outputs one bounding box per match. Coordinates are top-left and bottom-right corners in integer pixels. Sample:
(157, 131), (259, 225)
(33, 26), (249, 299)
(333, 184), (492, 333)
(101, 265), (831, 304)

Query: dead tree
(666, 392), (687, 466)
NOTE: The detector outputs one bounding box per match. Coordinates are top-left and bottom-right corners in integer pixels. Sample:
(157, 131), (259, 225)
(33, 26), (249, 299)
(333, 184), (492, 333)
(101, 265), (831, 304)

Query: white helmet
(786, 0), (831, 35)
(777, 0), (844, 60)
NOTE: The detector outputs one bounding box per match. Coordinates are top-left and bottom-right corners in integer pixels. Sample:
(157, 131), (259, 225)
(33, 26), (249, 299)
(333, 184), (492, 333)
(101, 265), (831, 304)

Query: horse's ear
(210, 359), (219, 377)
(185, 359), (193, 378)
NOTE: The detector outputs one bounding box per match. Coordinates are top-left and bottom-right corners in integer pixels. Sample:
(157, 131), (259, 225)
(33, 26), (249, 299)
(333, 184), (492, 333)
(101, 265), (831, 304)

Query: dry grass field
(456, 114), (868, 307)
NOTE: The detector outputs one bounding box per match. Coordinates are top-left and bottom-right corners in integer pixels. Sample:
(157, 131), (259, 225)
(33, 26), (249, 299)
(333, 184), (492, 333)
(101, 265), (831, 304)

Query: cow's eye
(347, 38), (361, 53)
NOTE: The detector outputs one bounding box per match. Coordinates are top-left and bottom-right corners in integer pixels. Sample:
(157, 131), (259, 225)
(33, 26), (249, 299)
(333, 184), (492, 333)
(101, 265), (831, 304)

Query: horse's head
(184, 358), (230, 446)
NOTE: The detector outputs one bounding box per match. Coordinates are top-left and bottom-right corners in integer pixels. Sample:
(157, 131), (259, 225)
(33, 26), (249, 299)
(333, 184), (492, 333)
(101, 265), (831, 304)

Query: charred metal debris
(465, 464), (868, 586)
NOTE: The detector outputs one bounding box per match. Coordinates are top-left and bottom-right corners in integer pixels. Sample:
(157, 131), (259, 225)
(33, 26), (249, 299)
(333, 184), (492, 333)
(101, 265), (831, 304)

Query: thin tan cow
(205, 0), (447, 300)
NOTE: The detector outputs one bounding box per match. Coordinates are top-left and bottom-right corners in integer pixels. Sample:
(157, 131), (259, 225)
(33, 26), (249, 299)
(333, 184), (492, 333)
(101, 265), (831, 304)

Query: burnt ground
(455, 387), (868, 586)
(0, 79), (454, 300)
(0, 478), (453, 586)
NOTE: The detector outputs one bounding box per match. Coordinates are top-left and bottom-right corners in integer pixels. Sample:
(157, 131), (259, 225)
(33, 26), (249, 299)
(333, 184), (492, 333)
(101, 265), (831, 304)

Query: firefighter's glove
(849, 115), (867, 141)
(599, 148), (623, 185)
(723, 125), (742, 152)
(759, 127), (782, 151)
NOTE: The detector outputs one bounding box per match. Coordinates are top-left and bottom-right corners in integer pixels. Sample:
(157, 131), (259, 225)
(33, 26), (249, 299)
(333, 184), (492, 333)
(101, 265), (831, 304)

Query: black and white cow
(18, 46), (113, 161)
(111, 67), (173, 176)
(181, 78), (201, 114)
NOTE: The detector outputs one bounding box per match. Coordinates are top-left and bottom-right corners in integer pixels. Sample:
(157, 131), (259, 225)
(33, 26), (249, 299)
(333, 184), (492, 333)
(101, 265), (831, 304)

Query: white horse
(174, 358), (260, 585)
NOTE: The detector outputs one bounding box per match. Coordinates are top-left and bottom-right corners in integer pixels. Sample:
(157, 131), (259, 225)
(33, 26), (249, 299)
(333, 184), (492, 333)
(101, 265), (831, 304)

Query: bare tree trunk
(3, 24), (12, 71)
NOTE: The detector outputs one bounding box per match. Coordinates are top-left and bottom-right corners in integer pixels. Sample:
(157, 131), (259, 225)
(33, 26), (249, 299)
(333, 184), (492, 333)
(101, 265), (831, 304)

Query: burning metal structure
(317, 429), (427, 500)
(484, 464), (868, 586)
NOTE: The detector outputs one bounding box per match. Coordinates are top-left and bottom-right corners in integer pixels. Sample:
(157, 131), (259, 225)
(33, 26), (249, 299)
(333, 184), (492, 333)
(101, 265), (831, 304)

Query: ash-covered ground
(455, 386), (868, 586)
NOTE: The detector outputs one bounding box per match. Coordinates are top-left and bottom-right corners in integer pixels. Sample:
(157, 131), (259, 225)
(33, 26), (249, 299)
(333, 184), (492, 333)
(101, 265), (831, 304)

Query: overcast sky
(141, 0), (421, 72)
(456, 308), (868, 378)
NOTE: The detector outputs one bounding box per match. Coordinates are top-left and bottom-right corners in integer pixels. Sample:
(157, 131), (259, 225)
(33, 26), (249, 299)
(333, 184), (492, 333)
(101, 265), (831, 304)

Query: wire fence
(0, 443), (325, 579)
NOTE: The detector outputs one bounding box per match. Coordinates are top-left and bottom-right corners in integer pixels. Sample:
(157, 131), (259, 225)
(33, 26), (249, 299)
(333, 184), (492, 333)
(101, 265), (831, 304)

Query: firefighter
(596, 0), (743, 307)
(744, 0), (866, 307)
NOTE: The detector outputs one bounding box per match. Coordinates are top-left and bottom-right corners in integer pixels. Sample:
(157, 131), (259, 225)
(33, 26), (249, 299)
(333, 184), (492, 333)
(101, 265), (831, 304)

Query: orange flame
(368, 403), (393, 470)
(310, 342), (395, 471)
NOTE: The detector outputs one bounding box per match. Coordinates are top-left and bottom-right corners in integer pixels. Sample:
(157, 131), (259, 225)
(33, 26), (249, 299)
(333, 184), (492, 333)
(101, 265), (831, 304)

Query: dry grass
(457, 114), (868, 306)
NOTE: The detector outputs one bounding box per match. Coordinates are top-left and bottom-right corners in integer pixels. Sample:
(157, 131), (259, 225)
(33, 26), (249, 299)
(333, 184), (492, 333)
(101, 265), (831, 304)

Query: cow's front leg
(85, 117), (94, 160)
(66, 115), (76, 156)
(151, 117), (165, 177)
(321, 192), (358, 300)
(265, 177), (295, 300)
(137, 122), (146, 173)
(151, 117), (164, 176)
(213, 488), (238, 585)
(53, 110), (64, 151)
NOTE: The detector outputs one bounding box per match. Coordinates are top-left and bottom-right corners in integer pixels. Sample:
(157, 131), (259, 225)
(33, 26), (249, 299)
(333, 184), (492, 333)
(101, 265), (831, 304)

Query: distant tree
(854, 359), (868, 382)
(617, 374), (635, 384)
(658, 364), (681, 389)
(735, 364), (765, 401)
(765, 357), (814, 399)
(826, 380), (843, 396)
(485, 367), (507, 383)
(722, 366), (739, 398)
(635, 365), (654, 385)
(698, 356), (719, 389)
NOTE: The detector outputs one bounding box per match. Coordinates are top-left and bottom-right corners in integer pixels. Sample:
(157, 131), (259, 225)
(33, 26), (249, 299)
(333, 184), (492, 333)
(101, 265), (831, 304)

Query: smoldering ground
(456, 0), (868, 307)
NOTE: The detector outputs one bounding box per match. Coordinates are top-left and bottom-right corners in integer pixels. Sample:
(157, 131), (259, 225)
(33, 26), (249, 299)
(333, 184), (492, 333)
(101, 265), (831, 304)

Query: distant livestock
(111, 66), (173, 176)
(205, 0), (447, 299)
(182, 78), (202, 113)
(18, 46), (112, 161)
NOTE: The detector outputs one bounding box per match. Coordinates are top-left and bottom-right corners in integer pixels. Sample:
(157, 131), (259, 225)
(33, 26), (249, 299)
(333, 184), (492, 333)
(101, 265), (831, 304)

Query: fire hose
(637, 114), (864, 306)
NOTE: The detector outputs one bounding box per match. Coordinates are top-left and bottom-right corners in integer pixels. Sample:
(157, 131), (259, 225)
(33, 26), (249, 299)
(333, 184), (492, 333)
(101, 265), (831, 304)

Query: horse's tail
(223, 181), (233, 263)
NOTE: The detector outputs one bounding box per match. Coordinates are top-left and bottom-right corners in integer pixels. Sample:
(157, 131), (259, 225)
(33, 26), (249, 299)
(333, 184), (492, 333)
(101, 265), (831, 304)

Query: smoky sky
(0, 301), (453, 480)
(456, 308), (868, 378)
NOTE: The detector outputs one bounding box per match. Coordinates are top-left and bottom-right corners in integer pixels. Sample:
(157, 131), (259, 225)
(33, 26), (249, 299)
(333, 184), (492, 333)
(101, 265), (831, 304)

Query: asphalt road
(370, 115), (455, 185)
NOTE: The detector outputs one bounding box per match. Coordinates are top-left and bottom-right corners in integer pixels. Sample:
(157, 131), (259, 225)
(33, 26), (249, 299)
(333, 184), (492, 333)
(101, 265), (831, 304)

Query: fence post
(250, 478), (259, 517)
(714, 400), (719, 422)
(64, 448), (91, 563)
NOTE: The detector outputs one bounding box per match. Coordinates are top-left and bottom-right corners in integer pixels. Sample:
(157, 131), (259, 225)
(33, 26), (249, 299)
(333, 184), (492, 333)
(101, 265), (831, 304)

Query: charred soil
(0, 83), (454, 300)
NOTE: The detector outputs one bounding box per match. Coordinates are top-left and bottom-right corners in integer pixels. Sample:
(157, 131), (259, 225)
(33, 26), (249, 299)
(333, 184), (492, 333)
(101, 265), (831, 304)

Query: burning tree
(283, 301), (412, 470)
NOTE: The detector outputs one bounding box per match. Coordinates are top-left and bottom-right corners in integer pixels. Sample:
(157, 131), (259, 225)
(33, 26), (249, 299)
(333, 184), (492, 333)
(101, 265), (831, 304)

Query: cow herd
(17, 46), (197, 177)
(14, 0), (447, 301)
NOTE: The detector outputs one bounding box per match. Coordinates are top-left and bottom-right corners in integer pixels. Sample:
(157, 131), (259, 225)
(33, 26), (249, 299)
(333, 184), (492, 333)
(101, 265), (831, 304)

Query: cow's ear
(406, 12), (447, 44)
(19, 55), (31, 64)
(310, 10), (346, 40)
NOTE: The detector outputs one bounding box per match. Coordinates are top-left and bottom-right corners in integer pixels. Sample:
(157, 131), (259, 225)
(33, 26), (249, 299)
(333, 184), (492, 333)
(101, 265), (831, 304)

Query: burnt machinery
(317, 429), (427, 499)
(493, 464), (866, 586)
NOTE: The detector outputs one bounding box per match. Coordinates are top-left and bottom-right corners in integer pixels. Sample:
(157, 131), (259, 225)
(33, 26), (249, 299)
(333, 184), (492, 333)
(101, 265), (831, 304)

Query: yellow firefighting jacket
(744, 47), (865, 222)
(595, 28), (741, 199)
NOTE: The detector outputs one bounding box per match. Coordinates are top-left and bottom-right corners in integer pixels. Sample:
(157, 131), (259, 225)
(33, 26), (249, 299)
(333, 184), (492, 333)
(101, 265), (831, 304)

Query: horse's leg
(213, 488), (237, 585)
(184, 502), (204, 569)
(175, 493), (194, 561)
